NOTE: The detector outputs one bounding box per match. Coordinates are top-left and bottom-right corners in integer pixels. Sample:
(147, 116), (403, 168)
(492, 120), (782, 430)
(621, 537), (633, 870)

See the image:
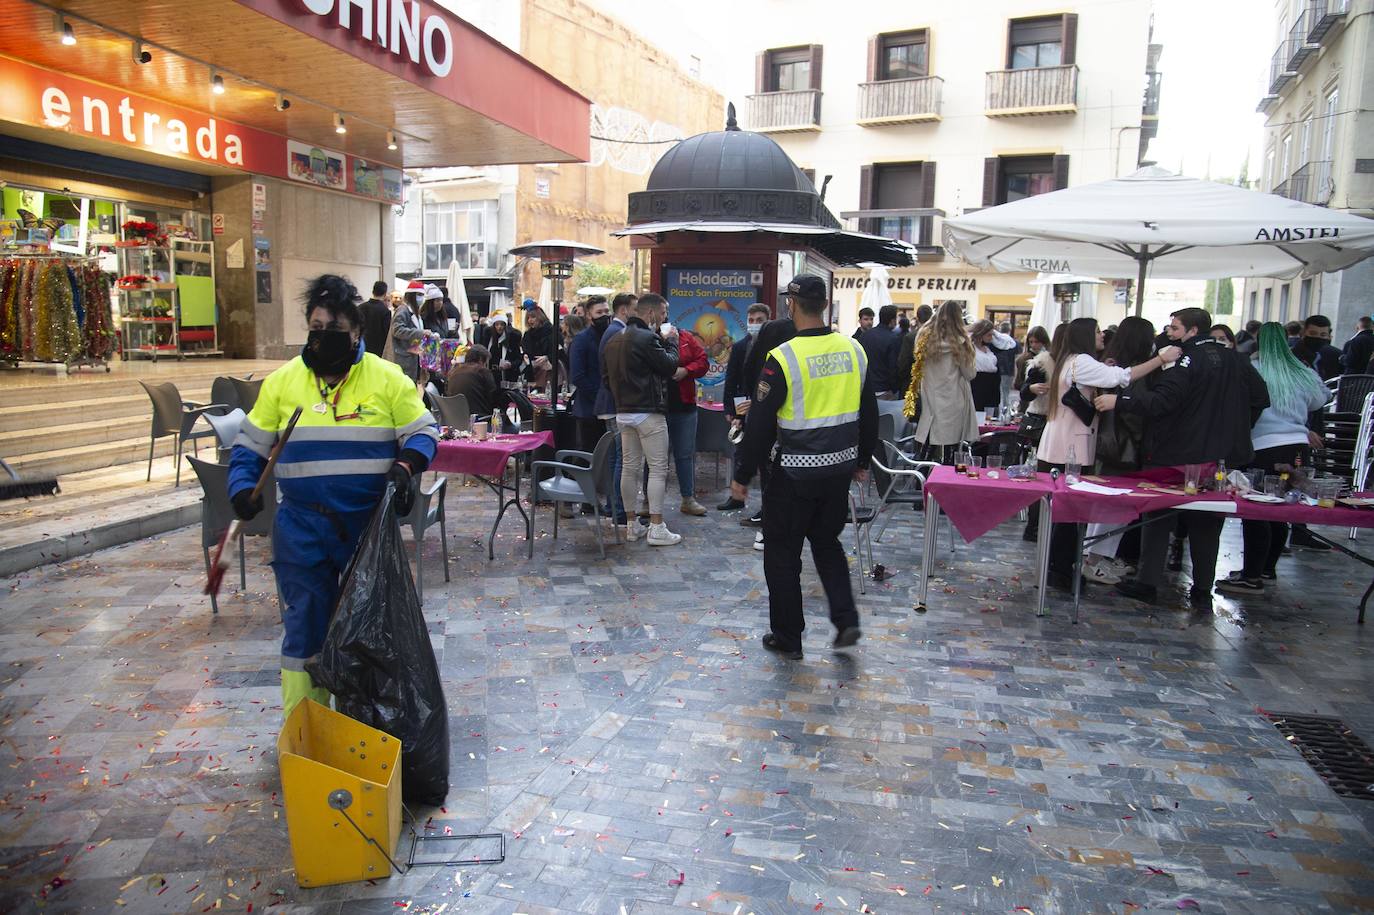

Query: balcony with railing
(1284, 160), (1335, 205)
(838, 208), (945, 255)
(1286, 11), (1319, 71)
(1267, 39), (1298, 95)
(857, 76), (944, 125)
(1307, 0), (1349, 42)
(1142, 71), (1162, 119)
(985, 65), (1078, 116)
(746, 90), (822, 132)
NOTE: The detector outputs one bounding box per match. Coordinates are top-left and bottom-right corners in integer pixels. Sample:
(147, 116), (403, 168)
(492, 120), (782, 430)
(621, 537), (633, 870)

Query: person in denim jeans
(594, 293), (636, 524)
(665, 328), (710, 516)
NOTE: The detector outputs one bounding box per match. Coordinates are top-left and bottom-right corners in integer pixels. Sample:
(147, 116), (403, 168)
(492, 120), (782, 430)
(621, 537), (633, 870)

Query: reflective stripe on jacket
(770, 332), (867, 478)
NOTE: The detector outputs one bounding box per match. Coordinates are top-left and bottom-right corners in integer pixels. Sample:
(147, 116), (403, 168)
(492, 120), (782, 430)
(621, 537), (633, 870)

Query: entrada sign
(295, 0), (453, 78)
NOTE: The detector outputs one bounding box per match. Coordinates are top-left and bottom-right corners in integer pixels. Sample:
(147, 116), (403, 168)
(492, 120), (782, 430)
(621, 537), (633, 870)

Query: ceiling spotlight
(211, 71), (225, 95)
(55, 13), (75, 46)
(334, 112), (346, 135)
(274, 93), (291, 112)
(132, 40), (151, 64)
(386, 130), (398, 151)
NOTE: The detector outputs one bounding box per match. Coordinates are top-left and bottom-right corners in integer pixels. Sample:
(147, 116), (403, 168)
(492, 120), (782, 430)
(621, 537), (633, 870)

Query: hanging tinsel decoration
(33, 261), (79, 362)
(903, 328), (932, 421)
(0, 260), (17, 358)
(82, 267), (116, 360)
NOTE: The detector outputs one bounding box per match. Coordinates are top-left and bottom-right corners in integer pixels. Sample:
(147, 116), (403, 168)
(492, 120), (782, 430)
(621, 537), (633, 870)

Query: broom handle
(245, 406), (303, 505)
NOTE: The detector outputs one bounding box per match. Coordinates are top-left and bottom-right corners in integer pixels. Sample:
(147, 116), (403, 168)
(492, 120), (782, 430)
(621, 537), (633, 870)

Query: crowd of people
(872, 297), (1369, 609)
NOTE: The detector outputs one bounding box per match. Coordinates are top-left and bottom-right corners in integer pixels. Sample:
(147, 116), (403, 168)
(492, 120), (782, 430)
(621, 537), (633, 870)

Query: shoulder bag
(1059, 359), (1098, 427)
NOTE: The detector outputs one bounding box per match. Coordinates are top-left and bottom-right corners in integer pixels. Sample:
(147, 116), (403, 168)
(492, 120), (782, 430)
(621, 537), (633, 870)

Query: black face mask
(592, 315), (611, 336)
(1300, 334), (1326, 352)
(303, 329), (356, 376)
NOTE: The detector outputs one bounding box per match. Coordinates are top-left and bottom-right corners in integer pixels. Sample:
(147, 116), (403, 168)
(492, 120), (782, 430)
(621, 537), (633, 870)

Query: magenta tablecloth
(699, 401), (724, 412)
(430, 431), (553, 477)
(924, 465), (1054, 542)
(978, 424), (1019, 435)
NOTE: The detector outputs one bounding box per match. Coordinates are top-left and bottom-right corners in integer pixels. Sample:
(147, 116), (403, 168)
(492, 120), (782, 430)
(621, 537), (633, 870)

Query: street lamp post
(507, 239), (606, 401)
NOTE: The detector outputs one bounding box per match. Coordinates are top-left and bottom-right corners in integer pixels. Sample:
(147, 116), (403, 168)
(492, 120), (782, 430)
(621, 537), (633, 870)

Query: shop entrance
(987, 307), (1032, 340)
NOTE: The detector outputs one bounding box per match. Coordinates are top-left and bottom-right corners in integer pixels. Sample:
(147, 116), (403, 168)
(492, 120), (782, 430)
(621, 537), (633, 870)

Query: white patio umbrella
(858, 265), (893, 316)
(576, 285), (616, 297)
(445, 259), (474, 342)
(1027, 273), (1106, 326)
(943, 167), (1374, 316)
(1027, 280), (1055, 331)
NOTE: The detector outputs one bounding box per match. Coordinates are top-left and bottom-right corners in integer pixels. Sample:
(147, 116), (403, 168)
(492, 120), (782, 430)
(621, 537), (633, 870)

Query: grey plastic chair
(186, 456), (276, 614)
(433, 392), (471, 431)
(403, 474), (449, 601)
(139, 381), (227, 486)
(846, 489), (878, 594)
(210, 373), (254, 414)
(872, 440), (937, 543)
(695, 405), (732, 488)
(229, 377), (265, 413)
(530, 432), (620, 559)
(206, 409), (245, 463)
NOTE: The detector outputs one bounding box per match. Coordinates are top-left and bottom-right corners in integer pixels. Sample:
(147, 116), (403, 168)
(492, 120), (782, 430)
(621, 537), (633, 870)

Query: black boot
(1167, 536), (1184, 572)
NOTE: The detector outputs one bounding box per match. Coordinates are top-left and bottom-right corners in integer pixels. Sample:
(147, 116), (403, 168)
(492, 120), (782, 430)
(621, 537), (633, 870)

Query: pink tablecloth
(978, 423), (1019, 435)
(430, 431), (553, 476)
(698, 401), (724, 412)
(923, 465), (1054, 542)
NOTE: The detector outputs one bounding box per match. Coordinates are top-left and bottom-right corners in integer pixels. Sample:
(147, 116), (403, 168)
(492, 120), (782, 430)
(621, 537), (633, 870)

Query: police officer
(729, 275), (879, 659)
(229, 274), (438, 714)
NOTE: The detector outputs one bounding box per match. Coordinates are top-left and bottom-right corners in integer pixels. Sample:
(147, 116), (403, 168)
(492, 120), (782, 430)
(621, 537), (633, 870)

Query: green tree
(572, 262), (631, 293)
(1203, 279), (1217, 311)
(1216, 278), (1234, 315)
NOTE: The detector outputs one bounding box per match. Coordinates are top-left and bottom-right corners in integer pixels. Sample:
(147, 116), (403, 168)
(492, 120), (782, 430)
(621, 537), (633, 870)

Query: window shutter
(919, 161), (937, 246)
(982, 157), (1000, 206)
(1052, 154), (1070, 190)
(866, 35), (881, 82)
(858, 164), (875, 234)
(809, 44), (824, 90)
(1061, 14), (1078, 66)
(756, 51), (768, 93)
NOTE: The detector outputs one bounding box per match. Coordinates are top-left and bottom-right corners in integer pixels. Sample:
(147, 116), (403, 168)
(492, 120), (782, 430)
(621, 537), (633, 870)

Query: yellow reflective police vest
(769, 332), (868, 478)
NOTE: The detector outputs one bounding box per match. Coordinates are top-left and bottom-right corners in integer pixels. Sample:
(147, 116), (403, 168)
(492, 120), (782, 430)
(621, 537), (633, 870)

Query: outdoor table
(699, 400), (724, 411)
(431, 431), (554, 559)
(916, 465), (1057, 616)
(978, 423), (1019, 435)
(1051, 472), (1374, 623)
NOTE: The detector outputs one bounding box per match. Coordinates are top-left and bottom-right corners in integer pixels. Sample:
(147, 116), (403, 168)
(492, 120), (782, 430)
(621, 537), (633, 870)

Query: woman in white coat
(906, 300), (978, 461)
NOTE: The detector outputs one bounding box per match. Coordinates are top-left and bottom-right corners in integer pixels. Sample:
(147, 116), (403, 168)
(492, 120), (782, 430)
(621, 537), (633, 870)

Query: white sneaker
(624, 522), (644, 542)
(753, 531), (765, 552)
(646, 522), (681, 546)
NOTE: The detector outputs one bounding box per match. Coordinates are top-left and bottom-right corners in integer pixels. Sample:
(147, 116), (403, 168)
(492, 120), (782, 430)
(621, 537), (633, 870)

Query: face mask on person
(592, 315), (611, 335)
(302, 329), (356, 376)
(746, 322), (762, 336)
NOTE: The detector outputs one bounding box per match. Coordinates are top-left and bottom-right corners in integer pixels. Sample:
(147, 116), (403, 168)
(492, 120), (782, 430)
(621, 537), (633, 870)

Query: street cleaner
(229, 274), (438, 714)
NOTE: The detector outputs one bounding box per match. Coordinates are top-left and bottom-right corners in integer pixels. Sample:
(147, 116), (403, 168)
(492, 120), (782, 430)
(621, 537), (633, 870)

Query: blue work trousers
(272, 500), (372, 671)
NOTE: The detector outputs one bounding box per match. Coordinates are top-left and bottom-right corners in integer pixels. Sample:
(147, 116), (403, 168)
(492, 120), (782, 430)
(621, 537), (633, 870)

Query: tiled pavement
(2, 470), (1373, 914)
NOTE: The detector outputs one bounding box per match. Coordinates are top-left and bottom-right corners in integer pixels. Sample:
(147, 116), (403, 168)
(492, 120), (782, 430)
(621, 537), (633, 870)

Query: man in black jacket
(1095, 307), (1269, 609)
(1341, 316), (1374, 376)
(602, 293), (681, 546)
(860, 304), (902, 396)
(718, 303), (771, 510)
(1292, 314), (1343, 381)
(359, 281), (392, 356)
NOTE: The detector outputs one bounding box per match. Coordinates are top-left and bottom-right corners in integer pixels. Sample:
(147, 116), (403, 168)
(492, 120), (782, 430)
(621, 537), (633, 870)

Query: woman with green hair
(1217, 321), (1330, 592)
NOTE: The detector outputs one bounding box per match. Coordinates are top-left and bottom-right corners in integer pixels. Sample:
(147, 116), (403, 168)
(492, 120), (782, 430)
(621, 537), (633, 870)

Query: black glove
(231, 488), (263, 521)
(387, 462), (414, 516)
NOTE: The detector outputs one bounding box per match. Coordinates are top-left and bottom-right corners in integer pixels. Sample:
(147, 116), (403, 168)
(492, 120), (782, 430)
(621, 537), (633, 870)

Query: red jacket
(675, 330), (709, 405)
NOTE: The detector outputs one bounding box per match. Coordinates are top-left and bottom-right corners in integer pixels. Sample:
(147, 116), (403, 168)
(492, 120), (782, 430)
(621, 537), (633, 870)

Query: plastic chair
(1333, 374), (1374, 414)
(230, 377), (265, 414)
(402, 474), (449, 602)
(530, 432), (621, 559)
(187, 456), (276, 613)
(206, 408), (246, 463)
(139, 381), (227, 486)
(695, 405), (732, 488)
(433, 393), (471, 431)
(210, 373), (254, 414)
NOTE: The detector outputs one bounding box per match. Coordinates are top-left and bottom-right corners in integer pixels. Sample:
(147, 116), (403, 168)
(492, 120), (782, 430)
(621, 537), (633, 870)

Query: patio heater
(507, 239), (605, 398)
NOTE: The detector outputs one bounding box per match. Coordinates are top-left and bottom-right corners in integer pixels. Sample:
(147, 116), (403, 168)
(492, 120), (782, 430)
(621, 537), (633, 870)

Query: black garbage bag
(305, 483), (450, 806)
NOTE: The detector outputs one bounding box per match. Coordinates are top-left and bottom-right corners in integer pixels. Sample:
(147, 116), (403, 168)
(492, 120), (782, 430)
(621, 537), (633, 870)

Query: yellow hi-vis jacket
(768, 332), (868, 477)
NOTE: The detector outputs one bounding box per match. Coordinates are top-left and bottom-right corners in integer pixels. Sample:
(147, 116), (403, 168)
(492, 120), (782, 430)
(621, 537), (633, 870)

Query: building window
(1322, 87), (1339, 161)
(879, 30), (928, 80)
(1249, 290), (1258, 320)
(423, 199), (497, 273)
(1280, 133), (1292, 182)
(768, 47), (812, 91)
(1265, 147), (1275, 191)
(1279, 282), (1292, 321)
(1008, 16), (1063, 69)
(1001, 155), (1055, 203)
(1299, 278), (1313, 318)
(1262, 287), (1272, 322)
(860, 161), (936, 245)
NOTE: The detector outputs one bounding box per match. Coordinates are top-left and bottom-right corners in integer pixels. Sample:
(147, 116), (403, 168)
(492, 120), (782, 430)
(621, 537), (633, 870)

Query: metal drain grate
(1266, 712), (1374, 801)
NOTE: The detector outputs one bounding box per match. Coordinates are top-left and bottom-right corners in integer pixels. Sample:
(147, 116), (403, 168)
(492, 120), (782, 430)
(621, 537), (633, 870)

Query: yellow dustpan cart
(278, 699), (404, 887)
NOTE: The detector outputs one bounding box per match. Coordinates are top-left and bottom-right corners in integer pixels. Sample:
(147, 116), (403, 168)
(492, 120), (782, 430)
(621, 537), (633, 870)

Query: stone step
(0, 412), (169, 456)
(0, 383), (216, 434)
(4, 432), (208, 480)
(0, 368), (229, 409)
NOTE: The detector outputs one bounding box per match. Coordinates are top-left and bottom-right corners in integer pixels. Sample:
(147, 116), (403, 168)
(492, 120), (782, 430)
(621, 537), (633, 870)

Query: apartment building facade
(1246, 0), (1373, 335)
(394, 0), (722, 311)
(711, 0), (1158, 330)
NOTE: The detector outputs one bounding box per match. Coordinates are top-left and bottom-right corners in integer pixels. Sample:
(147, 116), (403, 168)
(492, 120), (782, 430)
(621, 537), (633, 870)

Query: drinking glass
(1184, 464), (1202, 495)
(1264, 474), (1284, 497)
(966, 456), (983, 479)
(985, 455), (1003, 479)
(1245, 469), (1265, 492)
(472, 421), (489, 441)
(1316, 479), (1341, 508)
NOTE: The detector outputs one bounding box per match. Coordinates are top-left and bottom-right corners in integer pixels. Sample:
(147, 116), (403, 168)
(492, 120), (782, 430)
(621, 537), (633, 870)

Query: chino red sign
(0, 56), (401, 203)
